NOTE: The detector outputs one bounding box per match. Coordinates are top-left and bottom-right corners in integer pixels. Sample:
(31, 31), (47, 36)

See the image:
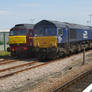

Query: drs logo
(83, 31), (88, 39)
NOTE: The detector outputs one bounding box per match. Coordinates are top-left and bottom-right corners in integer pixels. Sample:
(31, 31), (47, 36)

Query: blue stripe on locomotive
(57, 28), (92, 44)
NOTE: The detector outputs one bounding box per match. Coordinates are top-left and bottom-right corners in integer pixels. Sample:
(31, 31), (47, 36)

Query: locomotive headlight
(51, 43), (54, 47)
(50, 42), (57, 47)
(54, 42), (57, 47)
(12, 48), (15, 51)
(35, 41), (39, 47)
(30, 42), (32, 46)
(37, 41), (39, 47)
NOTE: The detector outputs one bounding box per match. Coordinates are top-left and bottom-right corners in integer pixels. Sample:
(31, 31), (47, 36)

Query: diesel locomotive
(33, 20), (92, 59)
(8, 24), (34, 57)
(8, 20), (92, 59)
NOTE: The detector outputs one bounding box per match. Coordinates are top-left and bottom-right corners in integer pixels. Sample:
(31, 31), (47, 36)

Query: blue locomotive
(33, 20), (92, 59)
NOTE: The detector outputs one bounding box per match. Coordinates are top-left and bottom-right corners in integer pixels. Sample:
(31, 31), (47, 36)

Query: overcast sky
(0, 0), (92, 29)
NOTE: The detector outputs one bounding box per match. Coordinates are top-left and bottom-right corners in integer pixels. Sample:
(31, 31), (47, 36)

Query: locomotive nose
(9, 36), (26, 44)
(34, 36), (57, 48)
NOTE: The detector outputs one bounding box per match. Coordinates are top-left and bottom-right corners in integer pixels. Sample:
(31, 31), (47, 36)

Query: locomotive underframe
(29, 39), (92, 59)
(9, 39), (92, 59)
(57, 40), (92, 57)
(32, 47), (57, 59)
(10, 44), (33, 57)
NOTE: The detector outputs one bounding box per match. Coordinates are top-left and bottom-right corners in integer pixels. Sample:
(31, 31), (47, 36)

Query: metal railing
(0, 32), (9, 51)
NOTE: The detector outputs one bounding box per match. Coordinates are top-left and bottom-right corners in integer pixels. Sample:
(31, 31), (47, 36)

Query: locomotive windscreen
(9, 30), (27, 36)
(34, 28), (57, 36)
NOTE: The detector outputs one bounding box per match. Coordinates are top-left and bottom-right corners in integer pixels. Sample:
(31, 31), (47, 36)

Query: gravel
(65, 73), (92, 92)
(0, 61), (42, 77)
(0, 61), (28, 70)
(0, 51), (92, 92)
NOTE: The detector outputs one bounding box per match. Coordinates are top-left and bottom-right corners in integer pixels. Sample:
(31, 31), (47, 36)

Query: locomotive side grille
(69, 29), (77, 39)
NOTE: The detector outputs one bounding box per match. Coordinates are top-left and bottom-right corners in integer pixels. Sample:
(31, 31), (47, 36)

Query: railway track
(0, 57), (53, 79)
(0, 50), (92, 92)
(0, 55), (65, 79)
(51, 68), (92, 92)
(0, 57), (62, 79)
(0, 58), (37, 65)
(0, 50), (91, 80)
(0, 60), (41, 79)
(0, 60), (18, 65)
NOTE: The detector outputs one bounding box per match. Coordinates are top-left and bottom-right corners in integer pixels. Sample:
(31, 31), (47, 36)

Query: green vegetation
(0, 41), (9, 45)
(0, 41), (3, 45)
(0, 51), (10, 58)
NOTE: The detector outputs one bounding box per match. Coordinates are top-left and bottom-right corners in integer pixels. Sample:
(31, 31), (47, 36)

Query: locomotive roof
(36, 20), (92, 30)
(62, 22), (91, 30)
(13, 24), (34, 29)
(50, 20), (92, 30)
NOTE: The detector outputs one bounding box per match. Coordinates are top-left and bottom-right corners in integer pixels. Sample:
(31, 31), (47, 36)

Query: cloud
(19, 3), (42, 8)
(18, 2), (49, 9)
(0, 10), (9, 15)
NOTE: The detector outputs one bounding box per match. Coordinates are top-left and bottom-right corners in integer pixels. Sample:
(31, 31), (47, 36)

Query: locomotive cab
(33, 20), (68, 59)
(33, 20), (58, 59)
(8, 24), (34, 57)
(9, 29), (27, 44)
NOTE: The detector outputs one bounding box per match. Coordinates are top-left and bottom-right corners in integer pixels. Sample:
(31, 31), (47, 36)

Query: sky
(0, 0), (92, 29)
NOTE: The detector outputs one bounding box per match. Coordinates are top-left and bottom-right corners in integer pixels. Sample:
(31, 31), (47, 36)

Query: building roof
(0, 29), (9, 33)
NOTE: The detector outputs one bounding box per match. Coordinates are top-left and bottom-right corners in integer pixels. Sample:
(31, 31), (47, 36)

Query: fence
(0, 32), (9, 51)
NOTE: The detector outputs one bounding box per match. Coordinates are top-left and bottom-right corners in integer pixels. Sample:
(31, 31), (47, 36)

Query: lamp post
(82, 46), (85, 65)
(89, 14), (92, 25)
(3, 32), (6, 51)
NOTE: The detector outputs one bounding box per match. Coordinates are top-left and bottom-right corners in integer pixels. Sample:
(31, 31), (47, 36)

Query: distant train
(8, 20), (92, 59)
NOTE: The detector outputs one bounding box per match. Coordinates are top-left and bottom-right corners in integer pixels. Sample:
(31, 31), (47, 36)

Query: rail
(51, 68), (92, 92)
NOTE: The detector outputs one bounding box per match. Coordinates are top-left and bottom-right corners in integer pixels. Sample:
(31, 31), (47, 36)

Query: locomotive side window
(9, 30), (17, 36)
(45, 28), (57, 36)
(58, 28), (63, 36)
(34, 28), (56, 36)
(69, 29), (76, 39)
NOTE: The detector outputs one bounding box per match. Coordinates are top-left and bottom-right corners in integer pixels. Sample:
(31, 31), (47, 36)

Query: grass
(0, 51), (10, 58)
(0, 41), (3, 45)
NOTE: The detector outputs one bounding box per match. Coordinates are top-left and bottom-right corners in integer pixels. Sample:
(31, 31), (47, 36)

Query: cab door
(27, 29), (33, 46)
(57, 28), (63, 44)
